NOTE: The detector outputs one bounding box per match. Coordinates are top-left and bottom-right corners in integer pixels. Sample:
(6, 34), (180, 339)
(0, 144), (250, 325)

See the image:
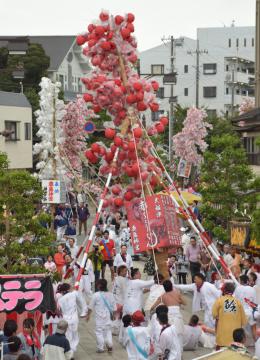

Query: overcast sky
(0, 0), (256, 50)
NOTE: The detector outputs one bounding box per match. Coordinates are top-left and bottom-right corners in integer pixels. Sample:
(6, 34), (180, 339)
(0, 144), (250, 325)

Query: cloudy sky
(0, 0), (256, 50)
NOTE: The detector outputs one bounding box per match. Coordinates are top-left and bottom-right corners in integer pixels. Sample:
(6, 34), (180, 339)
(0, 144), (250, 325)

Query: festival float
(63, 10), (238, 286)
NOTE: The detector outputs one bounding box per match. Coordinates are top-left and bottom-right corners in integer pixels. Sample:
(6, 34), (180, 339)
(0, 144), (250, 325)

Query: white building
(29, 36), (91, 101)
(139, 25), (255, 122)
(0, 91), (32, 169)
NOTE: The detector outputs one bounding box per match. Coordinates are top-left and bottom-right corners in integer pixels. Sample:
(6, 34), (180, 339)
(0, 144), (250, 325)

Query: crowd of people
(1, 195), (260, 360)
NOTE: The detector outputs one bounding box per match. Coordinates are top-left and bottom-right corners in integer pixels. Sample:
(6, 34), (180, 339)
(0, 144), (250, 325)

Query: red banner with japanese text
(126, 194), (181, 253)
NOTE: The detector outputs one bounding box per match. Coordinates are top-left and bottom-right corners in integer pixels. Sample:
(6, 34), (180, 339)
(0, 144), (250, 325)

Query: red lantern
(124, 191), (134, 201)
(156, 122), (165, 133)
(150, 175), (158, 187)
(112, 185), (121, 195)
(99, 12), (109, 22)
(137, 102), (147, 111)
(151, 81), (159, 91)
(105, 151), (114, 162)
(126, 94), (136, 104)
(121, 28), (131, 39)
(126, 23), (134, 33)
(101, 41), (111, 51)
(128, 141), (135, 152)
(105, 128), (116, 139)
(149, 102), (159, 112)
(84, 150), (94, 161)
(99, 147), (106, 156)
(88, 24), (96, 32)
(141, 171), (149, 181)
(118, 151), (126, 161)
(114, 197), (123, 207)
(127, 13), (135, 23)
(103, 199), (109, 208)
(76, 35), (86, 46)
(133, 127), (143, 138)
(95, 25), (105, 36)
(133, 82), (142, 91)
(91, 143), (100, 153)
(160, 116), (169, 126)
(131, 163), (139, 176)
(134, 181), (142, 190)
(115, 15), (124, 25)
(114, 136), (123, 147)
(83, 93), (93, 102)
(135, 91), (144, 102)
(93, 104), (101, 113)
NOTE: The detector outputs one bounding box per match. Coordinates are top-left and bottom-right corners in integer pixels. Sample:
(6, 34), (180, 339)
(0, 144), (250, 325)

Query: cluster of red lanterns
(147, 116), (169, 136)
(79, 11), (169, 208)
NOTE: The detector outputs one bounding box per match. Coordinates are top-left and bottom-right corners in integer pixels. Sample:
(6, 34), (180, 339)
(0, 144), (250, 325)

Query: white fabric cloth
(112, 276), (128, 305)
(234, 284), (257, 325)
(125, 326), (151, 360)
(168, 306), (184, 351)
(68, 245), (79, 259)
(144, 284), (165, 312)
(183, 325), (202, 350)
(159, 324), (182, 360)
(223, 253), (234, 268)
(255, 338), (260, 359)
(123, 279), (154, 314)
(174, 282), (221, 328)
(148, 313), (162, 358)
(113, 253), (133, 270)
(57, 291), (87, 353)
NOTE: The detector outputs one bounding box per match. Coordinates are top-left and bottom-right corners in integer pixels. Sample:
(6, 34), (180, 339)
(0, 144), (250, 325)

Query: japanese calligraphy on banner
(126, 194), (181, 253)
(42, 180), (66, 204)
(177, 158), (192, 178)
(0, 276), (56, 314)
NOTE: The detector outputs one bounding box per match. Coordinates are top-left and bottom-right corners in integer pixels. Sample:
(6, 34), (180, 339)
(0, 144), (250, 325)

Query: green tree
(0, 152), (54, 273)
(199, 128), (256, 242)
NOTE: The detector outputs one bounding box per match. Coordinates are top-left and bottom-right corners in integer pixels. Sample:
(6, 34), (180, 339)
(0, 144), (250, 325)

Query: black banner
(0, 276), (56, 314)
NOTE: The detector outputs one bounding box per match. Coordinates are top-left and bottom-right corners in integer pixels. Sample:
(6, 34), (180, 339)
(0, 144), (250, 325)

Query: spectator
(212, 282), (247, 349)
(186, 237), (201, 280)
(44, 255), (57, 273)
(192, 200), (202, 221)
(223, 245), (233, 268)
(242, 258), (253, 276)
(0, 319), (18, 355)
(88, 243), (103, 291)
(3, 336), (22, 360)
(54, 245), (66, 274)
(41, 320), (73, 360)
(67, 237), (78, 259)
(158, 312), (182, 360)
(77, 203), (90, 236)
(176, 247), (189, 284)
(100, 230), (115, 282)
(113, 244), (133, 273)
(76, 191), (86, 205)
(18, 318), (41, 360)
(230, 328), (249, 354)
(199, 248), (212, 281)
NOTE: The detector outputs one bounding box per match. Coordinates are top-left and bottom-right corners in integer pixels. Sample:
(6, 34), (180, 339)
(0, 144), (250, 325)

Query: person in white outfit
(56, 283), (88, 355)
(123, 268), (154, 315)
(113, 244), (133, 274)
(144, 273), (165, 315)
(125, 310), (151, 360)
(148, 305), (168, 359)
(112, 265), (128, 334)
(173, 273), (221, 328)
(234, 274), (257, 344)
(158, 311), (182, 360)
(87, 279), (116, 353)
(67, 238), (78, 259)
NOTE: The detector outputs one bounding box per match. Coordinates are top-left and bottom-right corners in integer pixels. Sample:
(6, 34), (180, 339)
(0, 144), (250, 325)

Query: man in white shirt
(223, 244), (234, 268)
(123, 268), (154, 315)
(113, 244), (133, 274)
(112, 265), (128, 334)
(144, 273), (165, 314)
(234, 274), (257, 343)
(158, 312), (181, 360)
(67, 237), (78, 259)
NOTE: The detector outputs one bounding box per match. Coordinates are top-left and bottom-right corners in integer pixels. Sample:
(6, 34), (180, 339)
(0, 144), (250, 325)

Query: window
(156, 87), (165, 99)
(252, 38), (255, 47)
(151, 64), (164, 75)
(184, 65), (188, 73)
(228, 38), (231, 47)
(243, 137), (255, 153)
(226, 65), (229, 71)
(203, 63), (217, 75)
(236, 89), (240, 95)
(236, 38), (239, 47)
(226, 88), (229, 95)
(203, 86), (217, 98)
(207, 109), (217, 118)
(5, 121), (20, 141)
(244, 38), (247, 47)
(184, 88), (188, 96)
(151, 110), (164, 122)
(24, 123), (31, 140)
(58, 74), (64, 87)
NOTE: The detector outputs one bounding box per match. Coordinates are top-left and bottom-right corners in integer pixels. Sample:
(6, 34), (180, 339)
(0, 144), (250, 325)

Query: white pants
(95, 324), (113, 351)
(57, 226), (66, 241)
(65, 320), (79, 353)
(168, 306), (184, 351)
(204, 308), (215, 329)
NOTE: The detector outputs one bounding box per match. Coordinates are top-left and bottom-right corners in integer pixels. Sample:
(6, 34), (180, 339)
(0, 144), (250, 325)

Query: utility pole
(187, 41), (208, 108)
(169, 35), (174, 164)
(256, 0), (260, 107)
(231, 62), (235, 117)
